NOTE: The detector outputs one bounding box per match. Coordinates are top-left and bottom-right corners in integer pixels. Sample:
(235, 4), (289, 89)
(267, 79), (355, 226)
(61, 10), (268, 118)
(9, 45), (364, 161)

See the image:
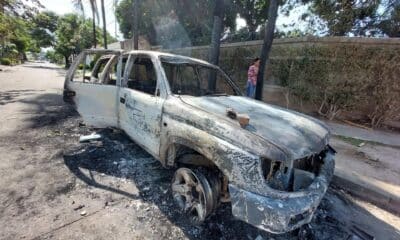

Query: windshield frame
(159, 55), (242, 97)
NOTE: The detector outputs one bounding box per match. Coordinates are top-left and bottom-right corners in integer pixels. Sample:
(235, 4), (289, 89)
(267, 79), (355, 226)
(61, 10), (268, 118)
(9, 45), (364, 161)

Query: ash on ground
(59, 118), (356, 240)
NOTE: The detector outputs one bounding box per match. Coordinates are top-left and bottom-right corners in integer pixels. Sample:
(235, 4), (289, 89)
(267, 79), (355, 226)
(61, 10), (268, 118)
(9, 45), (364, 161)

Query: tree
(30, 11), (58, 48)
(255, 0), (279, 100)
(55, 14), (92, 67)
(233, 0), (270, 40)
(0, 13), (34, 60)
(378, 3), (400, 37)
(1, 0), (43, 60)
(45, 49), (63, 63)
(100, 0), (107, 48)
(116, 0), (236, 47)
(311, 0), (380, 36)
(73, 0), (99, 48)
(0, 0), (43, 18)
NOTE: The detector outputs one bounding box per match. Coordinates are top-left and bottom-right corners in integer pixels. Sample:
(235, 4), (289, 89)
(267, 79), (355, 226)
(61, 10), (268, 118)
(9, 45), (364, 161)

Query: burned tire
(171, 167), (219, 224)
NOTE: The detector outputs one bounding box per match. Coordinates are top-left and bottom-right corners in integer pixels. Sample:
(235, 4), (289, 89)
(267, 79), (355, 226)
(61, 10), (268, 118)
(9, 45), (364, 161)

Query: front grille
(262, 149), (326, 192)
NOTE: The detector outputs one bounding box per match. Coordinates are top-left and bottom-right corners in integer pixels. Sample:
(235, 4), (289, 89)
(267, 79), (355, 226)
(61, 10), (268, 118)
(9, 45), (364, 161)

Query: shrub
(78, 63), (91, 70)
(271, 45), (400, 127)
(166, 40), (400, 128)
(0, 58), (11, 65)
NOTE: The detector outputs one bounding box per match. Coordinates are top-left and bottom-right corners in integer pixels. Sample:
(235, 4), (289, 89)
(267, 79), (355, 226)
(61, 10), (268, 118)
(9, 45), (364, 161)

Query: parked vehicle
(64, 49), (335, 234)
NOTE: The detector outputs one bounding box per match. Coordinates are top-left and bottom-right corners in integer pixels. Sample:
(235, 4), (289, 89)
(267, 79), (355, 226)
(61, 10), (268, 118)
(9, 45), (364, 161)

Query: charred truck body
(64, 49), (335, 233)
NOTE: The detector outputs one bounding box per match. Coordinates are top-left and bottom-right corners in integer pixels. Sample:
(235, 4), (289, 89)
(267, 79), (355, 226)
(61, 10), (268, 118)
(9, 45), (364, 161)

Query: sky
(39, 0), (312, 42)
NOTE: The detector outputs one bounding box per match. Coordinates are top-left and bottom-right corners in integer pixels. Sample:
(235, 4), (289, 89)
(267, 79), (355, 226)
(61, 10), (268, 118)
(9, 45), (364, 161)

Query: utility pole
(255, 0), (278, 100)
(133, 0), (139, 50)
(101, 0), (107, 49)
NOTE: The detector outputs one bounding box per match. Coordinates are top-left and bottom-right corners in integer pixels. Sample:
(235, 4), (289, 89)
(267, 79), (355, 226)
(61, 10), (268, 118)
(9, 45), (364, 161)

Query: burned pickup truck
(64, 49), (335, 234)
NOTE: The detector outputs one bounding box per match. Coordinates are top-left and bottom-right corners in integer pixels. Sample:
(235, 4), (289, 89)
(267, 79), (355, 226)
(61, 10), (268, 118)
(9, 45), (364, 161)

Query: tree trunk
(64, 55), (70, 69)
(255, 0), (278, 101)
(133, 0), (139, 50)
(92, 10), (97, 48)
(101, 0), (107, 49)
(248, 24), (257, 41)
(208, 0), (224, 91)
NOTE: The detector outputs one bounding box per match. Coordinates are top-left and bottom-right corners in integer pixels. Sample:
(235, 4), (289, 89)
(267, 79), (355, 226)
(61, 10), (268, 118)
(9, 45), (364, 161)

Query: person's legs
(251, 83), (256, 98)
(246, 81), (251, 97)
(247, 82), (256, 98)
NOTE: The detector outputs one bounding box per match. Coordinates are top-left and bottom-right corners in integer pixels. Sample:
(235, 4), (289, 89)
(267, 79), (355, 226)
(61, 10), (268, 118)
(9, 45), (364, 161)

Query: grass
(333, 135), (381, 147)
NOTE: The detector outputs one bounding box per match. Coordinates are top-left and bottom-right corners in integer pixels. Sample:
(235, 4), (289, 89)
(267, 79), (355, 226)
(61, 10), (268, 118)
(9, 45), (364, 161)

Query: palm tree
(73, 0), (99, 48)
(100, 0), (107, 49)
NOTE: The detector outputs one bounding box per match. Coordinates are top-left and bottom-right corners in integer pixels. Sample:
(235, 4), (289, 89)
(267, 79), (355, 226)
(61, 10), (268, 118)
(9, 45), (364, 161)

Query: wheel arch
(163, 136), (216, 167)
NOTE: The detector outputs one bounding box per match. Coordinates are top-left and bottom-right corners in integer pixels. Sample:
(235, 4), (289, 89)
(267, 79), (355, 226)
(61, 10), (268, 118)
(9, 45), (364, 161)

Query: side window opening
(176, 65), (200, 96)
(197, 67), (236, 95)
(125, 55), (157, 95)
(71, 53), (117, 84)
(102, 57), (118, 85)
(91, 57), (110, 83)
(161, 61), (237, 96)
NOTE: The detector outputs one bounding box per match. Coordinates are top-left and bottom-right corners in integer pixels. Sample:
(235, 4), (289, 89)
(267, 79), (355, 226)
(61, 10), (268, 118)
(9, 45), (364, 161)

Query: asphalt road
(0, 62), (399, 240)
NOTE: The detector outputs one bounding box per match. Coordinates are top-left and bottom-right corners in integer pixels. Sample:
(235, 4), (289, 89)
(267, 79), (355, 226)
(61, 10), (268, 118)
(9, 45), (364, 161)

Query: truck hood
(179, 96), (330, 159)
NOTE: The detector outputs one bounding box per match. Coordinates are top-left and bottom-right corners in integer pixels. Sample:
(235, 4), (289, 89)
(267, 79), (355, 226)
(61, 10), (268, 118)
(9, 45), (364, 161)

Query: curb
(332, 172), (400, 216)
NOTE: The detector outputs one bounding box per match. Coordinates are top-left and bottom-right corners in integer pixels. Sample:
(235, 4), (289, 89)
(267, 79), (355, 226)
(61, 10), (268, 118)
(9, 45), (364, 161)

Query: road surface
(0, 62), (399, 240)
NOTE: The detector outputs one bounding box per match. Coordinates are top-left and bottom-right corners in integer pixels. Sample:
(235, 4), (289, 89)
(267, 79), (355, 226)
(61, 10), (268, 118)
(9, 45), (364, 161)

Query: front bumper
(229, 150), (335, 234)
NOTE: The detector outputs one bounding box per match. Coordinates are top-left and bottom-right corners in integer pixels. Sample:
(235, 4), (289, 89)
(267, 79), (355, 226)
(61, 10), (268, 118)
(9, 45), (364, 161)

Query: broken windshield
(161, 59), (239, 97)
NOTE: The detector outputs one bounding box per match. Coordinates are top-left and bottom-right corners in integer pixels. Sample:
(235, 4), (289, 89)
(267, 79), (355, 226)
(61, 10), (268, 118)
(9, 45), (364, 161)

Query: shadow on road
(17, 93), (76, 128)
(0, 89), (45, 105)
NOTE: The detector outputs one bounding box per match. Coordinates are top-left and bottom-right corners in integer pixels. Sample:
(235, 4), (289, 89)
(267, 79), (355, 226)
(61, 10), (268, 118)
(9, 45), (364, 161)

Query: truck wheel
(171, 167), (218, 224)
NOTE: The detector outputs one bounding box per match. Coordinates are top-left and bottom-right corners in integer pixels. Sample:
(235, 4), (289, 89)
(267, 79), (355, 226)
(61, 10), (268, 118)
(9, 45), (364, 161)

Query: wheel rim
(171, 168), (209, 223)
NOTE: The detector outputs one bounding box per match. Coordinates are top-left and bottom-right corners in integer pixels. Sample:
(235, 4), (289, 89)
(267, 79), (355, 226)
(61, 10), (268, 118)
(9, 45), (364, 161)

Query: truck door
(118, 54), (164, 157)
(64, 50), (120, 128)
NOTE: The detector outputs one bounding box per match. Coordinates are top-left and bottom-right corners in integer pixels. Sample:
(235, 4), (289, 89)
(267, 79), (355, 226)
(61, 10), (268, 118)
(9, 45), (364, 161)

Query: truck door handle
(120, 97), (126, 104)
(63, 90), (76, 97)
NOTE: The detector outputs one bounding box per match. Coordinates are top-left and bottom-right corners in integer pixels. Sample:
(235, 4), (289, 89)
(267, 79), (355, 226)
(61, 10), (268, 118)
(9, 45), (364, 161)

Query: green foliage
(0, 0), (45, 62)
(232, 0), (270, 40)
(116, 0), (236, 47)
(378, 4), (400, 37)
(0, 58), (12, 65)
(30, 11), (59, 48)
(270, 44), (400, 126)
(1, 0), (44, 19)
(0, 13), (34, 61)
(54, 14), (95, 67)
(45, 50), (64, 64)
(309, 0), (400, 37)
(311, 0), (380, 36)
